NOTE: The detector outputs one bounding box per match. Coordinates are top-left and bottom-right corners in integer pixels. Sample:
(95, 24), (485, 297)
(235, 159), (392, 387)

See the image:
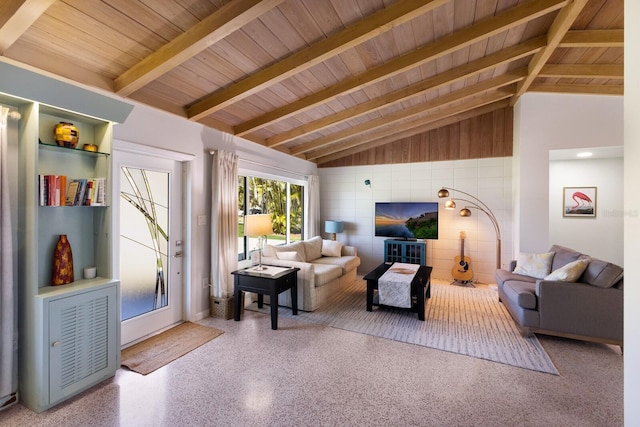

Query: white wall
(515, 91), (632, 421)
(625, 0), (640, 423)
(319, 157), (513, 284)
(513, 93), (623, 253)
(549, 157), (624, 265)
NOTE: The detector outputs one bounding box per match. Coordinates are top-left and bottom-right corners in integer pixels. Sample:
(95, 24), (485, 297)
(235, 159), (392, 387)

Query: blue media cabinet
(384, 239), (426, 265)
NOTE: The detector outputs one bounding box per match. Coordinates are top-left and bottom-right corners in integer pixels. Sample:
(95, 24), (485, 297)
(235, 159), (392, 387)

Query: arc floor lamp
(437, 187), (502, 270)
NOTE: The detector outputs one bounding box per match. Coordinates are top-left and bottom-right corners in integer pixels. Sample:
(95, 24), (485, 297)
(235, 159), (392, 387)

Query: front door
(113, 147), (184, 346)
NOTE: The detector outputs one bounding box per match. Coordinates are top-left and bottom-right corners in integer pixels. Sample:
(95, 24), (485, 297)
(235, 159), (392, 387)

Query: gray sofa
(495, 244), (623, 347)
(256, 236), (360, 311)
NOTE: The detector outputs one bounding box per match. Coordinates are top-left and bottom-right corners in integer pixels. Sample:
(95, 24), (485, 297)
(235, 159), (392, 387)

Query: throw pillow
(273, 240), (307, 262)
(513, 251), (555, 279)
(263, 244), (276, 258)
(303, 236), (323, 261)
(321, 239), (342, 257)
(544, 258), (590, 282)
(276, 251), (304, 262)
(581, 258), (624, 288)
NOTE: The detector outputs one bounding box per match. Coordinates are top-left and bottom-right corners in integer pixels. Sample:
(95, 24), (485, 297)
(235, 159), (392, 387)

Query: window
(238, 176), (304, 261)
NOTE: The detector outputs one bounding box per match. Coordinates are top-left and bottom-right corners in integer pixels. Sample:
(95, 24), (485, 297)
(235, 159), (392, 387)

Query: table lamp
(324, 220), (344, 241)
(244, 214), (273, 270)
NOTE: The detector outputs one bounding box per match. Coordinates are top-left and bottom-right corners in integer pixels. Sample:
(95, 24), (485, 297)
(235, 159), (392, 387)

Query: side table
(231, 266), (300, 330)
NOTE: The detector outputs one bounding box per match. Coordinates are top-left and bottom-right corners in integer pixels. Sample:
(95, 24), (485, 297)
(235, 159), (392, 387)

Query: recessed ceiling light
(576, 152), (593, 158)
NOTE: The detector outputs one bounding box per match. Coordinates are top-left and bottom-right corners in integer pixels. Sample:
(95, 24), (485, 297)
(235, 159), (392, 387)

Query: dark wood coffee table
(364, 263), (432, 321)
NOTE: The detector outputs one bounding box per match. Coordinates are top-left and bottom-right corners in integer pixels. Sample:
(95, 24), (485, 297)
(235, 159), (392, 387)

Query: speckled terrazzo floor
(1, 304), (623, 427)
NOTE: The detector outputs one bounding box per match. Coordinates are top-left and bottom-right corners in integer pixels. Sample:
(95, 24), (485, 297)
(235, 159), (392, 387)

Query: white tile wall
(318, 157), (514, 284)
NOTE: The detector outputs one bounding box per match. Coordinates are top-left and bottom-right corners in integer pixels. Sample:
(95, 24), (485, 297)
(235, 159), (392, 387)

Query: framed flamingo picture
(563, 187), (597, 217)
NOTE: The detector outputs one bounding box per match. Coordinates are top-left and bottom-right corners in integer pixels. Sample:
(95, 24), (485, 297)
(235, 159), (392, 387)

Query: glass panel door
(120, 167), (169, 320)
(114, 149), (183, 346)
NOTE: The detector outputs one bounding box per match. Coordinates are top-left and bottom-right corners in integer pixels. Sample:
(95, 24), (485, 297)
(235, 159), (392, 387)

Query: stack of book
(39, 175), (106, 206)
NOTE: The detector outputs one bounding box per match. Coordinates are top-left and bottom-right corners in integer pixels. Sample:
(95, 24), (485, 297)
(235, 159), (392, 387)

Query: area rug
(121, 322), (224, 375)
(247, 280), (559, 375)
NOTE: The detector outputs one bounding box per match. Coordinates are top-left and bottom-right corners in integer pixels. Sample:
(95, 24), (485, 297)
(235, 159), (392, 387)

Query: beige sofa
(255, 236), (360, 311)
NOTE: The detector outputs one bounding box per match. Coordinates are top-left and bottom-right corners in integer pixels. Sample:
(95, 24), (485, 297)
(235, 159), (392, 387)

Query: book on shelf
(91, 177), (106, 206)
(65, 181), (79, 205)
(39, 175), (107, 206)
(39, 175), (66, 206)
(71, 177), (106, 206)
(39, 175), (46, 206)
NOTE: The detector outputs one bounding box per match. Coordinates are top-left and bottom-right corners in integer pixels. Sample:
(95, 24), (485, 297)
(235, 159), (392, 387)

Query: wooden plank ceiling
(0, 0), (623, 167)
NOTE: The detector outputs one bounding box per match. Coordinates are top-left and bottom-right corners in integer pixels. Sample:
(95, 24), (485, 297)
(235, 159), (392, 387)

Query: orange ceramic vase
(52, 234), (74, 285)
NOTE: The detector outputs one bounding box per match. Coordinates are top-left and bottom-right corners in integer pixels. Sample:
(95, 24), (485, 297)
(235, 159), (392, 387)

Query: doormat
(121, 322), (223, 375)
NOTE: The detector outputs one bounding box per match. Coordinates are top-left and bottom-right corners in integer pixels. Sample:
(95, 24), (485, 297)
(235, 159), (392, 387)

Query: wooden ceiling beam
(114, 0), (285, 97)
(511, 0), (589, 104)
(539, 64), (623, 79)
(186, 0), (449, 121)
(267, 36), (545, 149)
(559, 29), (624, 48)
(529, 83), (623, 95)
(313, 98), (512, 165)
(0, 0), (56, 54)
(292, 71), (525, 157)
(234, 0), (567, 137)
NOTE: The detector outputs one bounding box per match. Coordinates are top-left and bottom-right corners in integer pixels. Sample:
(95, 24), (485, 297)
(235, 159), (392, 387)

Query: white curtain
(211, 150), (239, 298)
(0, 107), (17, 409)
(307, 175), (320, 238)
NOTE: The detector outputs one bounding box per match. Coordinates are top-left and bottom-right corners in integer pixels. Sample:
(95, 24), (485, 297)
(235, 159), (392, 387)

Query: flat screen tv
(375, 202), (438, 240)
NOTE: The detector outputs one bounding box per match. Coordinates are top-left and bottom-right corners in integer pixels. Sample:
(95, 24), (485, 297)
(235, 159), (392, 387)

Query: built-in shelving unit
(12, 95), (121, 412)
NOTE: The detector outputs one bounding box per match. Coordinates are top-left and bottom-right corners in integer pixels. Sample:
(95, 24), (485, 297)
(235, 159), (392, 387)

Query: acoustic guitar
(452, 231), (473, 282)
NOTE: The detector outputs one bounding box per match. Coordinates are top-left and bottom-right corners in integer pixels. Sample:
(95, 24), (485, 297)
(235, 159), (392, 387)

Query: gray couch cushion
(549, 244), (582, 271)
(495, 269), (536, 286)
(580, 258), (624, 288)
(502, 281), (537, 310)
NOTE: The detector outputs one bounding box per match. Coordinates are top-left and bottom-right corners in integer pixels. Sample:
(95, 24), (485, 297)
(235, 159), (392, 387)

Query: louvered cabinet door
(49, 284), (118, 405)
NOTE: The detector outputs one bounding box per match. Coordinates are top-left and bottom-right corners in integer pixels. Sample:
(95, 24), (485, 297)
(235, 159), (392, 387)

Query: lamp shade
(437, 188), (450, 198)
(244, 214), (273, 237)
(324, 220), (344, 234)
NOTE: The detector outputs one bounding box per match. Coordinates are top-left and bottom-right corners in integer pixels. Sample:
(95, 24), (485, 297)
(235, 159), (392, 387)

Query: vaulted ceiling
(0, 0), (623, 166)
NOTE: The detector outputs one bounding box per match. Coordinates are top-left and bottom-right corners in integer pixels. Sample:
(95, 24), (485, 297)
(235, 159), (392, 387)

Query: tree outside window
(238, 176), (304, 261)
